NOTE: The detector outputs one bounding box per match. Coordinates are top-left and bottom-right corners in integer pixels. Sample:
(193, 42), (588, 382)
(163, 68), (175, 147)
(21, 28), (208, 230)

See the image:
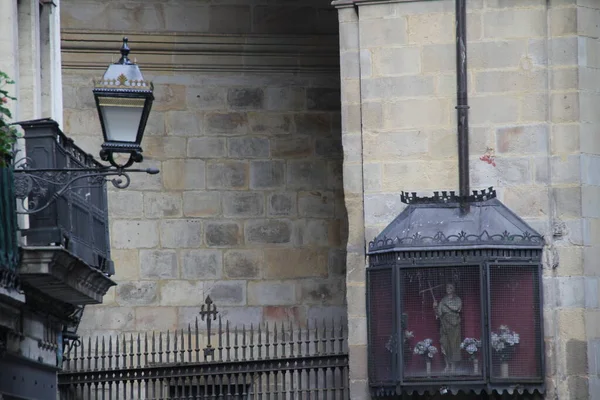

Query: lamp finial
(118, 37), (131, 65)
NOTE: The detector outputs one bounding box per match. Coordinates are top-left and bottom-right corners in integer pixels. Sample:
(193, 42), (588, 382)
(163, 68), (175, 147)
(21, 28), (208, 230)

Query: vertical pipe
(456, 0), (470, 209)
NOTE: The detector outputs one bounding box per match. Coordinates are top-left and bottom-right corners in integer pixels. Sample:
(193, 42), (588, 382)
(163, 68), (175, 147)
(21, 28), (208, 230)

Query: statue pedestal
(500, 362), (509, 378)
(473, 358), (479, 374)
(426, 360), (431, 377)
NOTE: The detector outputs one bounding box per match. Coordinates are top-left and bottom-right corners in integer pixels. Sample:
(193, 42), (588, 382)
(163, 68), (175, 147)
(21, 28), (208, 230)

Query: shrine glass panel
(488, 264), (542, 381)
(367, 267), (395, 383)
(400, 266), (483, 381)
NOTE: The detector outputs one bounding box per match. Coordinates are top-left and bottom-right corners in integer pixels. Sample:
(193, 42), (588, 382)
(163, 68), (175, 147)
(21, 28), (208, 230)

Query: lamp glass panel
(100, 105), (143, 143)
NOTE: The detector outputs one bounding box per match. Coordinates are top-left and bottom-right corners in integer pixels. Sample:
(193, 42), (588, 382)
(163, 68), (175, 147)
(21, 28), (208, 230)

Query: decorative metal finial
(117, 37), (132, 65)
(199, 296), (218, 360)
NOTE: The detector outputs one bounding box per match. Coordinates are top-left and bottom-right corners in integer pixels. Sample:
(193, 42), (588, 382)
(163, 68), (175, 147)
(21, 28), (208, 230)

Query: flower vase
(500, 362), (509, 378)
(473, 358), (479, 374)
(426, 360), (431, 376)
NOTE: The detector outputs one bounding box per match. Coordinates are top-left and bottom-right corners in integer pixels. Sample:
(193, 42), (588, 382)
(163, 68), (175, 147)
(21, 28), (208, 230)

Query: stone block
(297, 278), (345, 305)
(475, 70), (546, 93)
(111, 249), (140, 281)
(250, 160), (285, 189)
(83, 307), (135, 331)
(164, 5), (209, 32)
(111, 220), (159, 249)
(359, 17), (407, 47)
(224, 250), (262, 279)
(469, 40), (526, 70)
(383, 160), (458, 191)
(483, 9), (545, 39)
(205, 112), (248, 135)
(209, 5), (251, 33)
(496, 125), (548, 154)
(583, 186), (600, 218)
(363, 130), (428, 160)
(183, 192), (221, 218)
(340, 21), (359, 52)
(348, 318), (368, 346)
(383, 98), (449, 129)
(116, 282), (158, 306)
(520, 93), (548, 123)
(165, 111), (201, 136)
(567, 376), (589, 400)
(264, 249), (328, 279)
(228, 137), (270, 158)
(373, 47), (421, 76)
(294, 219), (329, 247)
(549, 155), (581, 184)
(160, 219), (203, 248)
(306, 88), (341, 111)
(470, 95), (520, 124)
(245, 219), (292, 244)
(252, 6), (318, 35)
(553, 186), (582, 219)
(557, 277), (586, 307)
(286, 160), (328, 190)
(315, 138), (343, 159)
(268, 192), (297, 217)
(266, 87), (305, 111)
(295, 113), (332, 135)
(140, 250), (178, 279)
(206, 161), (248, 190)
(551, 92), (579, 121)
(271, 136), (313, 158)
(143, 136), (187, 162)
(186, 86), (226, 110)
(162, 159), (206, 190)
(135, 307), (178, 332)
(298, 191), (335, 218)
(503, 186), (549, 218)
(205, 221), (241, 247)
(328, 249), (346, 277)
(248, 281), (296, 306)
(181, 249), (223, 280)
(248, 112), (292, 135)
(63, 109), (99, 136)
(126, 160), (163, 191)
(364, 194), (404, 226)
(340, 51), (360, 79)
(263, 306), (306, 326)
(408, 13), (454, 44)
(206, 280), (246, 306)
(108, 191), (144, 218)
(361, 76), (435, 101)
(222, 192), (264, 217)
(558, 309), (585, 341)
(586, 278), (599, 308)
(159, 281), (205, 306)
(143, 192), (182, 219)
(187, 137), (227, 158)
(227, 88), (264, 109)
(307, 306), (348, 325)
(145, 112), (166, 136)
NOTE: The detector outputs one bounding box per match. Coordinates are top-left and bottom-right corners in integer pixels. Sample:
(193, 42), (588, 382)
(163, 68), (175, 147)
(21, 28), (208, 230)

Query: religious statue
(433, 283), (462, 373)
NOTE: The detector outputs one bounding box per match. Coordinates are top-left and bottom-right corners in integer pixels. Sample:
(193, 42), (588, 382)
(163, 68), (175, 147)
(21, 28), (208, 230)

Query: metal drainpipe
(456, 0), (470, 213)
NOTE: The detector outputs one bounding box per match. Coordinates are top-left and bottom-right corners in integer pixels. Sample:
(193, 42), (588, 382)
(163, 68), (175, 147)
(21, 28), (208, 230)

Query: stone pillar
(17, 0), (42, 121)
(0, 0), (19, 110)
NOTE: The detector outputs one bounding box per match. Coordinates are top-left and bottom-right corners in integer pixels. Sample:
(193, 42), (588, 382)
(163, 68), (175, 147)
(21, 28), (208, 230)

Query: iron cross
(199, 296), (218, 359)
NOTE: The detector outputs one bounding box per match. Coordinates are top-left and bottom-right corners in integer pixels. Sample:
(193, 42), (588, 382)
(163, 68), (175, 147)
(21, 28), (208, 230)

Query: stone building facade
(60, 0), (348, 338)
(59, 0), (599, 399)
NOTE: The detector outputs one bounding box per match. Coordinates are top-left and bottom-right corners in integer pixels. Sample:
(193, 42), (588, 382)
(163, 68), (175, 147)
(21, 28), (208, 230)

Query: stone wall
(335, 0), (598, 398)
(60, 0), (347, 338)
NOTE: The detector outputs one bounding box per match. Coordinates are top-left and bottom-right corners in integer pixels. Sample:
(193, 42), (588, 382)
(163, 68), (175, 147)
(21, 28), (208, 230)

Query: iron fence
(0, 165), (20, 290)
(59, 298), (349, 399)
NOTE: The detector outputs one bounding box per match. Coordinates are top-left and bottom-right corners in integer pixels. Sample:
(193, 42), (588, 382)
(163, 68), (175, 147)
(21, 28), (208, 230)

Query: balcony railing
(16, 118), (114, 276)
(0, 164), (20, 291)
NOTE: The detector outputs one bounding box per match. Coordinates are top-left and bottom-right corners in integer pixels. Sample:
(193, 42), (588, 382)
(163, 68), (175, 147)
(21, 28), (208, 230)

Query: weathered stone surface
(307, 306), (348, 325)
(116, 282), (158, 306)
(227, 88), (264, 109)
(222, 192), (264, 217)
(297, 278), (345, 305)
(271, 136), (313, 158)
(159, 281), (205, 306)
(183, 192), (221, 217)
(245, 219), (292, 244)
(298, 191), (335, 217)
(263, 306), (306, 326)
(179, 306), (262, 329)
(264, 249), (328, 278)
(228, 137), (270, 158)
(206, 161), (248, 189)
(206, 112), (248, 135)
(328, 249), (346, 276)
(205, 221), (241, 246)
(224, 250), (262, 279)
(295, 113), (331, 135)
(294, 219), (329, 247)
(209, 5), (251, 33)
(250, 160), (285, 189)
(268, 192), (297, 216)
(266, 87), (305, 110)
(111, 249), (140, 281)
(82, 307), (135, 331)
(111, 221), (159, 249)
(162, 159), (206, 190)
(248, 112), (292, 135)
(248, 281), (296, 305)
(108, 191), (144, 218)
(315, 138), (343, 158)
(181, 249), (223, 279)
(286, 160), (328, 190)
(165, 111), (201, 135)
(160, 220), (203, 248)
(187, 137), (227, 158)
(306, 88), (341, 111)
(144, 192), (182, 219)
(186, 86), (226, 110)
(206, 280), (246, 306)
(139, 250), (178, 279)
(135, 307), (178, 332)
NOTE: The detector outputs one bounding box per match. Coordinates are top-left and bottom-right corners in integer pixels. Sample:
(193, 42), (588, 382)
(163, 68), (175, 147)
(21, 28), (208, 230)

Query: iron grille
(367, 267), (394, 384)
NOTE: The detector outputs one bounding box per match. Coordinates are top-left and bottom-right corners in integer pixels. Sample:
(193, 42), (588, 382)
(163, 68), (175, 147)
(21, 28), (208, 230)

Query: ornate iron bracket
(401, 186), (496, 205)
(12, 154), (158, 215)
(199, 296), (218, 360)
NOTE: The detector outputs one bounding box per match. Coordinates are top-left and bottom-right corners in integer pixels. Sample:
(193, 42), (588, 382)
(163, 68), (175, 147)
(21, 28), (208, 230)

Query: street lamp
(94, 37), (154, 168)
(12, 37), (159, 214)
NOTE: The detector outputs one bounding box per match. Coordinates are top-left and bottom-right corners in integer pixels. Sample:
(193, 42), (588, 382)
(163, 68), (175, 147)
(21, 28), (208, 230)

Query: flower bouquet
(460, 337), (482, 373)
(413, 338), (437, 376)
(491, 325), (519, 377)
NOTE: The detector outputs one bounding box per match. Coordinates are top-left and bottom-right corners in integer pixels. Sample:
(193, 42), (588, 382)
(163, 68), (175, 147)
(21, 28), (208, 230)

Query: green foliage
(0, 71), (19, 167)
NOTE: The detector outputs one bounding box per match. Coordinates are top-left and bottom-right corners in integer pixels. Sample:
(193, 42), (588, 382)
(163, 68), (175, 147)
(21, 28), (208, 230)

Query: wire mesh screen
(400, 266), (482, 380)
(367, 267), (394, 383)
(489, 265), (542, 380)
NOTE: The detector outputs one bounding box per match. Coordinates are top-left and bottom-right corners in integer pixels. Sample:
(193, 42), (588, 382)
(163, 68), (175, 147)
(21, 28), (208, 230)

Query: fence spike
(166, 330), (171, 363)
(339, 316), (345, 354)
(195, 316), (199, 362)
(159, 331), (163, 364)
(234, 325), (239, 360)
(322, 318), (327, 354)
(250, 323), (254, 361)
(87, 336), (92, 371)
(265, 321), (270, 360)
(151, 331), (156, 365)
(273, 322), (278, 358)
(108, 336), (113, 370)
(330, 317), (336, 355)
(226, 319), (231, 361)
(122, 334), (126, 368)
(242, 324), (247, 361)
(94, 336), (99, 371)
(137, 332), (141, 367)
(144, 332), (149, 366)
(187, 323), (192, 363)
(130, 333), (134, 367)
(218, 316), (223, 361)
(174, 329), (178, 363)
(257, 322), (262, 361)
(305, 318), (310, 356)
(180, 328), (185, 362)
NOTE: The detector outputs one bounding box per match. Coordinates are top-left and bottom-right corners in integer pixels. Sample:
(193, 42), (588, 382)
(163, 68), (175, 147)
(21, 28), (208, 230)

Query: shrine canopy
(367, 187), (545, 254)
